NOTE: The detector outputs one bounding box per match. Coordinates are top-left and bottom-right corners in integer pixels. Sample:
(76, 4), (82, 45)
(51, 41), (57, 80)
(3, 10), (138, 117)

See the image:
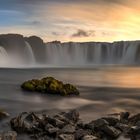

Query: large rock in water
(21, 77), (79, 96)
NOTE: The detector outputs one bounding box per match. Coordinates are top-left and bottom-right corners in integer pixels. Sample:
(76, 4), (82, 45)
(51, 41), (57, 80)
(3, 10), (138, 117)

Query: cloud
(0, 0), (140, 42)
(72, 29), (95, 38)
(51, 32), (59, 36)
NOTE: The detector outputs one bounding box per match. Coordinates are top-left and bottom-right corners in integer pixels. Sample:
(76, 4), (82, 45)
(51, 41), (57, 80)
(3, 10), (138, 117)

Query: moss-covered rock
(21, 77), (79, 96)
(21, 80), (36, 91)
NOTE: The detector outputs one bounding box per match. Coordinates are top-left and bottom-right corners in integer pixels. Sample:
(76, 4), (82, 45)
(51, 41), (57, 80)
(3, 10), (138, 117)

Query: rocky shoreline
(0, 77), (139, 139)
(0, 110), (140, 140)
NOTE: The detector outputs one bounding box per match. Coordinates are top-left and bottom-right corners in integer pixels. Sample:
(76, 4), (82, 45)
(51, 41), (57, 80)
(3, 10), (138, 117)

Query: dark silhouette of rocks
(10, 110), (140, 140)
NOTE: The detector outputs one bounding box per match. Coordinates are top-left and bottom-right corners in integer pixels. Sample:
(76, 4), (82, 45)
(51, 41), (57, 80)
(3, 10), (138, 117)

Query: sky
(0, 0), (140, 42)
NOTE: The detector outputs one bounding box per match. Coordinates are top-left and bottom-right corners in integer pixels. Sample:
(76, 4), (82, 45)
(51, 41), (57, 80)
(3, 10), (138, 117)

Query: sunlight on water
(40, 67), (140, 88)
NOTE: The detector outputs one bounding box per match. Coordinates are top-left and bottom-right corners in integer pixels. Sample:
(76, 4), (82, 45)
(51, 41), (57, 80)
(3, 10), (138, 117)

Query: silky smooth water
(0, 67), (140, 139)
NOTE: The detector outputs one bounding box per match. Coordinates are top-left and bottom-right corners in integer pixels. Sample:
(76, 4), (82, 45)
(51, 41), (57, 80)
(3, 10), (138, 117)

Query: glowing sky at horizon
(0, 0), (140, 42)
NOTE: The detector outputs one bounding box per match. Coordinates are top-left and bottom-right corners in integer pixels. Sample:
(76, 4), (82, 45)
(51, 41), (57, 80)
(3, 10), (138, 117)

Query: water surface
(0, 67), (140, 134)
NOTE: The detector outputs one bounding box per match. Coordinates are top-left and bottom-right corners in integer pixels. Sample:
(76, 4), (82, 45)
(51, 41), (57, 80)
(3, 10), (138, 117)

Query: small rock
(0, 110), (10, 120)
(102, 117), (119, 126)
(54, 114), (69, 123)
(129, 114), (140, 125)
(115, 123), (130, 132)
(101, 125), (121, 138)
(135, 134), (140, 140)
(46, 116), (66, 128)
(45, 124), (59, 136)
(127, 126), (140, 135)
(10, 112), (41, 133)
(0, 131), (17, 140)
(94, 119), (109, 128)
(120, 112), (130, 123)
(135, 121), (140, 127)
(88, 119), (109, 130)
(63, 110), (79, 123)
(76, 120), (85, 129)
(58, 134), (74, 140)
(61, 124), (75, 134)
(81, 135), (99, 140)
(74, 129), (91, 140)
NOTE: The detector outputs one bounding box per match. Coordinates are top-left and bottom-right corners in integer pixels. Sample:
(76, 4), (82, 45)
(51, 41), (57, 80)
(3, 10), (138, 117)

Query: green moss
(36, 84), (46, 92)
(21, 81), (35, 91)
(21, 77), (80, 96)
(64, 84), (80, 95)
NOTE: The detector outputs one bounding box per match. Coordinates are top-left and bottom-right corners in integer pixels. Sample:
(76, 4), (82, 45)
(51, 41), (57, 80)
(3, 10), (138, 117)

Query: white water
(45, 41), (140, 66)
(24, 41), (36, 65)
(0, 46), (9, 66)
(0, 40), (140, 67)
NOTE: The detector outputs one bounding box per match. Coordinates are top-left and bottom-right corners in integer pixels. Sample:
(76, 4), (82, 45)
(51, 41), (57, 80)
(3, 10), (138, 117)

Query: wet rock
(46, 116), (66, 128)
(135, 134), (140, 140)
(58, 134), (74, 140)
(128, 113), (140, 125)
(62, 109), (79, 123)
(0, 131), (17, 140)
(120, 112), (130, 123)
(37, 136), (53, 140)
(76, 120), (85, 129)
(61, 124), (75, 134)
(31, 132), (51, 140)
(135, 121), (140, 126)
(10, 112), (42, 134)
(94, 119), (109, 128)
(21, 77), (79, 96)
(102, 117), (119, 126)
(86, 119), (109, 130)
(53, 114), (69, 123)
(115, 123), (130, 132)
(45, 124), (59, 137)
(0, 110), (9, 120)
(101, 125), (121, 138)
(81, 135), (99, 140)
(127, 126), (140, 135)
(10, 113), (31, 133)
(74, 129), (91, 140)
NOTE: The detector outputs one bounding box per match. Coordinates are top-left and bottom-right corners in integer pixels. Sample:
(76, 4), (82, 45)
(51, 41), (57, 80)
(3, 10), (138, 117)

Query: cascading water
(121, 41), (140, 64)
(45, 41), (140, 66)
(0, 46), (9, 66)
(0, 38), (140, 67)
(24, 41), (36, 65)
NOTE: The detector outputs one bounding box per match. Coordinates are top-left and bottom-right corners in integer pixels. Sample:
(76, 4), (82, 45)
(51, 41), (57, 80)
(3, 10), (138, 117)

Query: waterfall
(24, 41), (36, 65)
(0, 46), (9, 66)
(0, 39), (140, 67)
(45, 41), (140, 66)
(121, 41), (140, 64)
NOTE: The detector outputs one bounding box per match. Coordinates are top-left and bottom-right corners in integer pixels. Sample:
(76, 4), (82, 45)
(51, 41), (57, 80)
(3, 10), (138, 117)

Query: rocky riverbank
(1, 110), (139, 140)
